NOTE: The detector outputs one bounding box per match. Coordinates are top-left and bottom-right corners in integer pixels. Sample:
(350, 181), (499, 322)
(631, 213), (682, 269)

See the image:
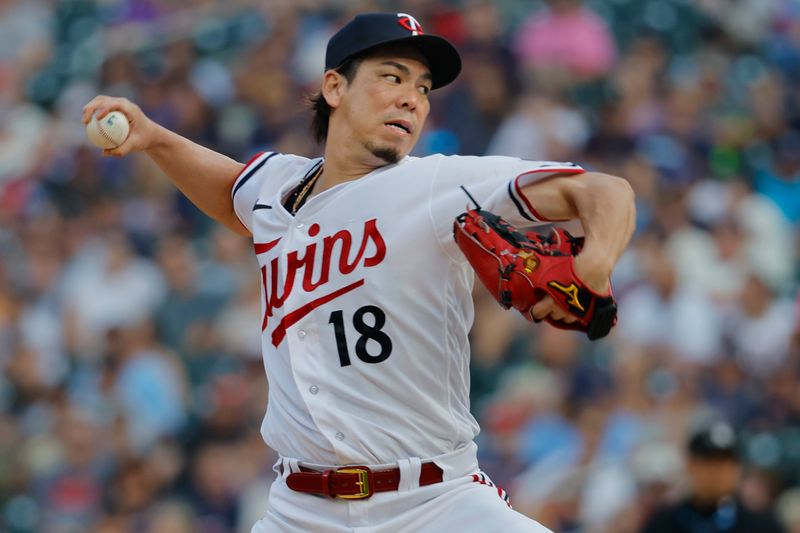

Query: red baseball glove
(453, 206), (617, 340)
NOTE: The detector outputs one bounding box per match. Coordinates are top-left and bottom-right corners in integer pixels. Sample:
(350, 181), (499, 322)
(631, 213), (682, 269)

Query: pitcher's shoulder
(232, 152), (316, 199)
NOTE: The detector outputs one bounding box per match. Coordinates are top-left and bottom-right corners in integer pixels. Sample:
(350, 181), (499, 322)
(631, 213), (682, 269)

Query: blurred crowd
(1, 0), (799, 532)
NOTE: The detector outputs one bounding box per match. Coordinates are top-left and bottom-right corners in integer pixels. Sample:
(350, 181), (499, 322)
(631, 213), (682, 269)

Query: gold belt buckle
(335, 466), (373, 499)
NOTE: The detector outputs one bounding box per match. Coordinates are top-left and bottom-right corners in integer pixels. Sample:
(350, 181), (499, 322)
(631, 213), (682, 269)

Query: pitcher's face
(333, 47), (432, 164)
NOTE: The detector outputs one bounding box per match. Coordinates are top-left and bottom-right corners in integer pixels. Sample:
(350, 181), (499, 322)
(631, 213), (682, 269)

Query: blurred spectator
(618, 233), (723, 365)
(458, 0), (518, 97)
(487, 89), (590, 160)
(14, 218), (69, 387)
(144, 500), (198, 533)
(469, 286), (528, 412)
(0, 1), (52, 67)
(696, 0), (779, 47)
(104, 458), (159, 527)
(30, 406), (108, 533)
(436, 49), (514, 155)
(628, 441), (685, 527)
(61, 230), (166, 358)
(0, 76), (50, 187)
(701, 358), (762, 428)
(722, 272), (796, 380)
(188, 438), (241, 532)
(0, 1), (798, 532)
(215, 274), (267, 362)
(776, 488), (800, 533)
(754, 132), (800, 225)
(111, 322), (188, 453)
(154, 233), (226, 353)
(641, 419), (785, 532)
(513, 0), (617, 84)
(677, 178), (796, 300)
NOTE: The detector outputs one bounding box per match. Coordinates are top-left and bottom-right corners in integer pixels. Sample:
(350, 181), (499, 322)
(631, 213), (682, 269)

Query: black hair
(308, 56), (363, 144)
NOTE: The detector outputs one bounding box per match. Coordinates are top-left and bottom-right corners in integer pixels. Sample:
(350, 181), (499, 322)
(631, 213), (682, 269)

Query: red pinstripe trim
(471, 473), (512, 507)
(513, 167), (584, 222)
(232, 152), (280, 200)
(473, 473), (491, 486)
(236, 151), (267, 180)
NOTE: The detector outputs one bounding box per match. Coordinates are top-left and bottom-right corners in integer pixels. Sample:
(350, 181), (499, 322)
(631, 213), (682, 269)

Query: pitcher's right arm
(83, 95), (250, 236)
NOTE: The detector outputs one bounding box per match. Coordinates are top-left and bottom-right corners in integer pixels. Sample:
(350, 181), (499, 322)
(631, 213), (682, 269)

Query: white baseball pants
(251, 444), (552, 533)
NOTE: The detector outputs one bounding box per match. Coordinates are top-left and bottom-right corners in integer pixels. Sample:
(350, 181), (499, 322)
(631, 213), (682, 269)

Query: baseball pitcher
(83, 12), (635, 532)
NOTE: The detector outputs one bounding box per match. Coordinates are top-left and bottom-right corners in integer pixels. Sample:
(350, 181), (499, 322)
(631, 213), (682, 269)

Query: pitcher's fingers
(547, 306), (566, 322)
(559, 313), (579, 324)
(550, 305), (580, 324)
(82, 95), (114, 123)
(530, 298), (553, 322)
(83, 96), (132, 123)
(82, 102), (99, 124)
(103, 141), (131, 158)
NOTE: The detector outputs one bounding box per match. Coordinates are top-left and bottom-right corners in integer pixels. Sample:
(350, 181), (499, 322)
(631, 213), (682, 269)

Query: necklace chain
(291, 164), (323, 215)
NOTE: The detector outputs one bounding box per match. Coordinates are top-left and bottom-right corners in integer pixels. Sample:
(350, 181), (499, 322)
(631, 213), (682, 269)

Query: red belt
(286, 463), (444, 499)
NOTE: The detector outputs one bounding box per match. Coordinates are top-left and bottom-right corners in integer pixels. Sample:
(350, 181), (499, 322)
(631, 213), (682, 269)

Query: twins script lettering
(255, 219), (387, 346)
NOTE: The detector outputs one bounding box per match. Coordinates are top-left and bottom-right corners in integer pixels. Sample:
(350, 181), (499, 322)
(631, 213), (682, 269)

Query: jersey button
(298, 330), (306, 339)
(335, 432), (345, 441)
(296, 223), (304, 229)
(309, 385), (319, 395)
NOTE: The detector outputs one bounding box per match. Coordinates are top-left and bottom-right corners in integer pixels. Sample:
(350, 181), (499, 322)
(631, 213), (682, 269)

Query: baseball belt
(286, 463), (444, 499)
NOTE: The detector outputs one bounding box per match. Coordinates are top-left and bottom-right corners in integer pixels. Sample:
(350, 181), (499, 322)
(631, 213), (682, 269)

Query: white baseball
(86, 111), (130, 149)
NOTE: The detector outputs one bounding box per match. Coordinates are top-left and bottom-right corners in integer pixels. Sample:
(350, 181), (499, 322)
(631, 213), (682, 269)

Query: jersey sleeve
(231, 152), (278, 232)
(231, 152), (309, 233)
(481, 160), (584, 226)
(428, 155), (584, 261)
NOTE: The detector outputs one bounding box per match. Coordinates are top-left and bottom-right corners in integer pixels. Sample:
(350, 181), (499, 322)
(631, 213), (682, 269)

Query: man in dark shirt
(641, 420), (785, 533)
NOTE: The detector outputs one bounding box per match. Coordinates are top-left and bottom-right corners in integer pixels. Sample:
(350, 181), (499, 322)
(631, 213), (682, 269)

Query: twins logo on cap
(397, 13), (424, 35)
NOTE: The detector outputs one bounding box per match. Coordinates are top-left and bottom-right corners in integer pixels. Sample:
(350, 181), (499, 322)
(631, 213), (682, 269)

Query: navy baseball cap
(325, 13), (461, 89)
(688, 420), (739, 459)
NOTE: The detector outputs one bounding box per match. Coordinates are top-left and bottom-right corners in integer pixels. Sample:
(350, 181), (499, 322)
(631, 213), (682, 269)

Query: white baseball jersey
(231, 152), (584, 467)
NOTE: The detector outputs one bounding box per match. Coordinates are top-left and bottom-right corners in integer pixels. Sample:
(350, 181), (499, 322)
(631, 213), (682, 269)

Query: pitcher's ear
(322, 70), (345, 108)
